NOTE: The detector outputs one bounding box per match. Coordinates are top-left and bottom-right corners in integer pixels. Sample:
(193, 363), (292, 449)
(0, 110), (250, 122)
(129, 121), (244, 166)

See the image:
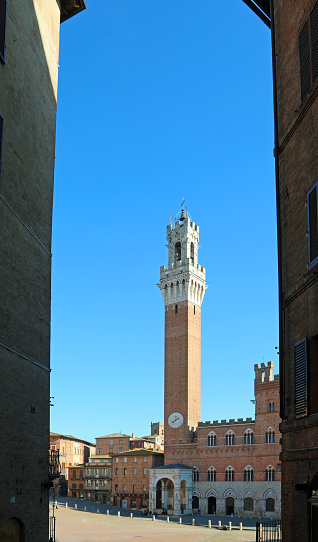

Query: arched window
(266, 428), (275, 443)
(244, 466), (254, 482)
(208, 467), (216, 481)
(80, 470), (83, 478)
(226, 431), (235, 446)
(72, 469), (76, 478)
(265, 466), (275, 481)
(175, 242), (181, 261)
(225, 466), (234, 482)
(244, 497), (254, 511)
(193, 468), (199, 482)
(79, 483), (83, 489)
(208, 432), (216, 447)
(190, 242), (194, 261)
(72, 483), (76, 489)
(266, 498), (275, 512)
(268, 401), (275, 411)
(244, 430), (254, 444)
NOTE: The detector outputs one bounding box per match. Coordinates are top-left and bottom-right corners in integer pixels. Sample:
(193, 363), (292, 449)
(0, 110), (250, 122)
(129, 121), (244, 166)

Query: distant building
(149, 211), (281, 516)
(68, 455), (112, 504)
(0, 1), (85, 539)
(50, 433), (95, 479)
(112, 450), (164, 510)
(95, 433), (131, 455)
(243, 2), (318, 540)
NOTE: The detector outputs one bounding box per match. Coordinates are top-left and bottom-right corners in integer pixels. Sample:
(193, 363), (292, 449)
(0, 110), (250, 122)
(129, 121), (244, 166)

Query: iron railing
(49, 450), (61, 478)
(256, 520), (281, 542)
(49, 515), (56, 542)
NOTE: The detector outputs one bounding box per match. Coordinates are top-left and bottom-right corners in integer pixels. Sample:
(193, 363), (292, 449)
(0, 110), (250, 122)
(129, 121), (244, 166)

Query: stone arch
(223, 488), (237, 499)
(263, 488), (277, 500)
(206, 487), (218, 499)
(192, 487), (201, 498)
(0, 517), (25, 542)
(242, 488), (255, 499)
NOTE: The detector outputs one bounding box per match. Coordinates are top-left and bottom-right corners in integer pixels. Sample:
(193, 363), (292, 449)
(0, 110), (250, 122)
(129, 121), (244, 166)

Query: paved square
(55, 508), (256, 542)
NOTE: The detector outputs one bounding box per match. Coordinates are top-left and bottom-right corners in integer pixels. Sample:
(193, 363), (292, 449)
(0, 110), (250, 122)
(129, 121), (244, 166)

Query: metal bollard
(65, 502), (68, 508)
(84, 506), (86, 512)
(229, 521), (232, 530)
(130, 513), (133, 519)
(107, 510), (109, 515)
(218, 520), (222, 529)
(118, 511), (120, 517)
(179, 517), (182, 524)
(239, 522), (243, 531)
(167, 516), (169, 522)
(97, 509), (99, 514)
(152, 515), (155, 521)
(208, 520), (211, 528)
(75, 504), (77, 510)
(192, 518), (195, 526)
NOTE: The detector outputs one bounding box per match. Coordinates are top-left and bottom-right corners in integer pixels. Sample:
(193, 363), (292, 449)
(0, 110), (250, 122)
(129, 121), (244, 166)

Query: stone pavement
(54, 506), (257, 542)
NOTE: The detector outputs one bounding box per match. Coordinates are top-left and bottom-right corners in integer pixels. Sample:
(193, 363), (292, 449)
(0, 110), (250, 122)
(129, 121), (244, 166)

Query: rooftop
(112, 449), (164, 457)
(96, 433), (131, 439)
(50, 432), (95, 446)
(60, 0), (86, 23)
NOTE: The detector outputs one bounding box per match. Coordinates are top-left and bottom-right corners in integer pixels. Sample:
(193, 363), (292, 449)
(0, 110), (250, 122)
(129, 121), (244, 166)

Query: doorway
(192, 495), (199, 511)
(226, 497), (234, 515)
(208, 496), (216, 514)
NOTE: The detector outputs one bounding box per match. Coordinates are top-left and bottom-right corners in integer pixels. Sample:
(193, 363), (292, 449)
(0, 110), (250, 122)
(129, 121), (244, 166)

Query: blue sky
(50, 1), (278, 443)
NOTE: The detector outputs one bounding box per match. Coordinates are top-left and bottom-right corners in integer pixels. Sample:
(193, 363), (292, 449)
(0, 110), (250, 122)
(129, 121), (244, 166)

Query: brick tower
(159, 209), (207, 449)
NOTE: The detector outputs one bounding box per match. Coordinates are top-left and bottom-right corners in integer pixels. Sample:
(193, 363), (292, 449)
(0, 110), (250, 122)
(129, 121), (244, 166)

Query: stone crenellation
(198, 417), (255, 427)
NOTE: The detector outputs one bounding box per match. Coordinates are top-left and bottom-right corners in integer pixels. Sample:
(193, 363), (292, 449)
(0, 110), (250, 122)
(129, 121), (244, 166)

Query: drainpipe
(269, 0), (284, 420)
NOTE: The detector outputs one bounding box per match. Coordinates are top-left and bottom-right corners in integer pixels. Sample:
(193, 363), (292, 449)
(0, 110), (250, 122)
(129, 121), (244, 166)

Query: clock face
(168, 412), (184, 428)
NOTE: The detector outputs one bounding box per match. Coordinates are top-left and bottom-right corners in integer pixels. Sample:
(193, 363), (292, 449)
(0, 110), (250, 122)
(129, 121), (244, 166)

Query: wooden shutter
(308, 183), (318, 266)
(0, 115), (3, 181)
(311, 2), (318, 84)
(294, 338), (307, 417)
(300, 21), (311, 100)
(0, 0), (6, 63)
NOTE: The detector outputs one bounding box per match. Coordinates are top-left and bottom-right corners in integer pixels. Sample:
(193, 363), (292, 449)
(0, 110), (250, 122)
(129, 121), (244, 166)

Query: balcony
(49, 450), (61, 478)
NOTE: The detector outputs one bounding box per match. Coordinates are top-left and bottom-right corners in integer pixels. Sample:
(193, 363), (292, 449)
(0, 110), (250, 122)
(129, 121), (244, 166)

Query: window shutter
(0, 0), (6, 63)
(311, 2), (318, 83)
(300, 21), (311, 100)
(308, 183), (318, 266)
(294, 338), (307, 417)
(0, 115), (3, 181)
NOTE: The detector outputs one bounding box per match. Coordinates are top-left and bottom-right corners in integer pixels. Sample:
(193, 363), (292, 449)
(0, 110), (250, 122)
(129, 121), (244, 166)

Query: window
(143, 468), (147, 475)
(118, 448), (123, 453)
(133, 457), (137, 463)
(244, 497), (254, 511)
(244, 466), (254, 482)
(109, 440), (113, 447)
(266, 498), (275, 512)
(102, 468), (108, 475)
(268, 402), (275, 412)
(99, 440), (102, 445)
(175, 242), (181, 261)
(208, 467), (216, 481)
(308, 182), (318, 268)
(310, 335), (318, 414)
(123, 468), (127, 475)
(143, 485), (147, 492)
(98, 449), (103, 454)
(87, 480), (91, 486)
(124, 457), (127, 463)
(208, 433), (216, 447)
(86, 469), (91, 475)
(123, 484), (127, 491)
(133, 468), (137, 475)
(115, 468), (118, 475)
(116, 458), (119, 463)
(294, 338), (308, 417)
(143, 457), (147, 462)
(299, 2), (318, 101)
(193, 468), (199, 482)
(175, 304), (178, 314)
(190, 242), (194, 261)
(244, 430), (254, 444)
(265, 466), (275, 481)
(95, 469), (99, 476)
(225, 467), (234, 482)
(266, 429), (275, 443)
(72, 470), (76, 478)
(119, 439), (123, 445)
(226, 432), (235, 446)
(0, 1), (6, 63)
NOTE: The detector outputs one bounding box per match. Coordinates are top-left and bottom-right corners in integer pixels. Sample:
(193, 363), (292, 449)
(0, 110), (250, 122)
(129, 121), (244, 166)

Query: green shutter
(0, 0), (6, 63)
(308, 184), (318, 266)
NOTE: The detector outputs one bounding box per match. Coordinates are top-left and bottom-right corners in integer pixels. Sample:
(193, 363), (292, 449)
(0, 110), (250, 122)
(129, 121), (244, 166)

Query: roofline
(60, 0), (87, 23)
(242, 0), (271, 28)
(50, 432), (95, 446)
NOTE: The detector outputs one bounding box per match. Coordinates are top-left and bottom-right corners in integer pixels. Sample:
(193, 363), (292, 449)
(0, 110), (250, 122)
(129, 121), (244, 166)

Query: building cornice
(60, 0), (87, 23)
